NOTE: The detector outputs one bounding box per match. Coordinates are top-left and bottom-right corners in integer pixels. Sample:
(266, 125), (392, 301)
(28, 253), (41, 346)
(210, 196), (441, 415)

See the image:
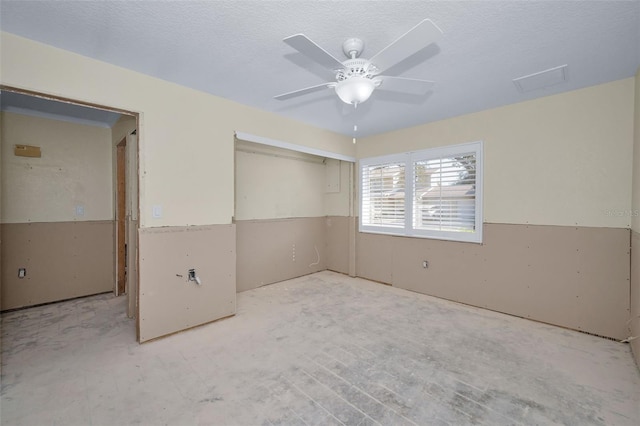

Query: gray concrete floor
(1, 271), (639, 425)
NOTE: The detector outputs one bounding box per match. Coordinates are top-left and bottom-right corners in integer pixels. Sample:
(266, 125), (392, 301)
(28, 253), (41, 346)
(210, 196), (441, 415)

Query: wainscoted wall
(138, 224), (236, 342)
(357, 223), (630, 340)
(1, 221), (114, 310)
(631, 231), (640, 363)
(236, 217), (327, 292)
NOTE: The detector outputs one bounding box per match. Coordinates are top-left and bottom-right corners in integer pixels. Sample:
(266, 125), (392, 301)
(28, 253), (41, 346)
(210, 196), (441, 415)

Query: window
(359, 141), (482, 243)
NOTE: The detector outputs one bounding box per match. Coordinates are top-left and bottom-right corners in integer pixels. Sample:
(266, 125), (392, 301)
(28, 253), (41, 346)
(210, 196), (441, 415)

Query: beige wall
(0, 32), (352, 228)
(138, 224), (236, 342)
(234, 141), (353, 291)
(357, 224), (630, 340)
(0, 111), (115, 309)
(358, 79), (635, 229)
(355, 78), (636, 344)
(325, 160), (353, 217)
(235, 140), (352, 220)
(1, 221), (114, 310)
(631, 68), (640, 365)
(235, 141), (327, 220)
(1, 111), (113, 223)
(236, 217), (327, 292)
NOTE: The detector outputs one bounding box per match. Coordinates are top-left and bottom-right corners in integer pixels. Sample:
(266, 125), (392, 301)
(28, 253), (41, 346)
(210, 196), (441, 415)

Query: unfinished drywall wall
(631, 68), (640, 365)
(234, 140), (353, 291)
(236, 217), (326, 292)
(1, 221), (113, 309)
(1, 32), (352, 340)
(358, 78), (634, 229)
(0, 111), (114, 309)
(1, 111), (113, 223)
(138, 224), (235, 342)
(325, 216), (352, 275)
(357, 224), (630, 340)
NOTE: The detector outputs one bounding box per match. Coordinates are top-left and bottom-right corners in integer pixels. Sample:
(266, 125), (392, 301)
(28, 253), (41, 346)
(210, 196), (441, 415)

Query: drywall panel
(1, 32), (352, 228)
(356, 232), (395, 285)
(138, 224), (236, 342)
(235, 142), (326, 220)
(326, 216), (350, 275)
(631, 231), (640, 366)
(358, 79), (635, 229)
(1, 111), (113, 223)
(357, 223), (630, 340)
(1, 221), (114, 310)
(236, 217), (326, 292)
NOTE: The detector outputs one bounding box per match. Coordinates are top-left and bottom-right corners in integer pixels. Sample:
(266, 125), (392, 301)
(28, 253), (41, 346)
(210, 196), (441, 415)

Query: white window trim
(359, 141), (483, 244)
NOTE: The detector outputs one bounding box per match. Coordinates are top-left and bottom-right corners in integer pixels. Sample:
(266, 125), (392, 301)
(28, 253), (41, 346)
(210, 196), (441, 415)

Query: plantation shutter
(413, 152), (476, 233)
(361, 160), (406, 230)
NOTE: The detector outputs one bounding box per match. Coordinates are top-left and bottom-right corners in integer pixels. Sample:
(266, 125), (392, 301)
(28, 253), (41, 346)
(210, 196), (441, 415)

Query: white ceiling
(1, 1), (639, 137)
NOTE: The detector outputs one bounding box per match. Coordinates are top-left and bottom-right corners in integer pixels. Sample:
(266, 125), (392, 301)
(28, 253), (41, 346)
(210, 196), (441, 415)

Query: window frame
(359, 141), (483, 244)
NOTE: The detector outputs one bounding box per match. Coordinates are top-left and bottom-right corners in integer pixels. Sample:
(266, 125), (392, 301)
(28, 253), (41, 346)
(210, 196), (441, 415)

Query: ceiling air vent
(513, 64), (568, 93)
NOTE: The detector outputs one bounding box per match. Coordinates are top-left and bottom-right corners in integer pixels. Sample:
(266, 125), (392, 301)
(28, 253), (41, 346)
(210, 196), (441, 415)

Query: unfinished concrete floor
(1, 271), (639, 425)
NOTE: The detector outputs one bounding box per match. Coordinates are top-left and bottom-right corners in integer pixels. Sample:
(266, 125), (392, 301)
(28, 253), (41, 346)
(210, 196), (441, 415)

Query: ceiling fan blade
(274, 83), (334, 100)
(283, 34), (344, 70)
(376, 76), (435, 93)
(369, 19), (443, 74)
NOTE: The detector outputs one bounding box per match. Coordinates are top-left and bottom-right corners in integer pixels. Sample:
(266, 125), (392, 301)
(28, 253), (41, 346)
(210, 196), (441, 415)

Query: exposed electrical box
(14, 145), (41, 158)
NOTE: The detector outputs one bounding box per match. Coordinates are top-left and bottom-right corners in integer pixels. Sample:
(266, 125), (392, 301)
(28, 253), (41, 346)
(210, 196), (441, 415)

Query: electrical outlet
(18, 268), (26, 278)
(152, 205), (163, 218)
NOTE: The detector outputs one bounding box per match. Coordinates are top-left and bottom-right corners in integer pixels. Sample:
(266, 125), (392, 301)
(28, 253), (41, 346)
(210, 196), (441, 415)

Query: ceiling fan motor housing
(336, 59), (378, 82)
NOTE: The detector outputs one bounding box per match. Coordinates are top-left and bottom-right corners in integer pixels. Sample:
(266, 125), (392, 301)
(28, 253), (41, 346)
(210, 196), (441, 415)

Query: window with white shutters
(359, 141), (482, 243)
(360, 155), (407, 234)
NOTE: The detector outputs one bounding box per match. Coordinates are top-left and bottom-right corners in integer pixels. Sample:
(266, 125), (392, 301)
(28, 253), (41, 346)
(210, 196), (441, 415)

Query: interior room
(1, 1), (639, 425)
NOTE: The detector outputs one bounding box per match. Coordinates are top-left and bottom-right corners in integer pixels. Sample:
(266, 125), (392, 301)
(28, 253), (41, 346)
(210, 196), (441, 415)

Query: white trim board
(235, 131), (356, 163)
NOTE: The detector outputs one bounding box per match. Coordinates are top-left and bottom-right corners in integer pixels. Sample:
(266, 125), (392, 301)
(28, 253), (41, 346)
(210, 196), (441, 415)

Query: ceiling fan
(274, 19), (443, 106)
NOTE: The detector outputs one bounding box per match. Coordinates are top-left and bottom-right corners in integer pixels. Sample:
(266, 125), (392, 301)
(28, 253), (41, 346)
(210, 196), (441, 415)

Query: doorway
(0, 85), (140, 340)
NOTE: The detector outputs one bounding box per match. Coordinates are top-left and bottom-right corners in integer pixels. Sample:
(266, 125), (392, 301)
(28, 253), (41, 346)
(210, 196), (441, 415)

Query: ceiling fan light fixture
(335, 77), (375, 105)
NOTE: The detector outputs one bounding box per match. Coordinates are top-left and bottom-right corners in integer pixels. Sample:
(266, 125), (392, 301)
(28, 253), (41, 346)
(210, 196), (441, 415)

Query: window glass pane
(361, 162), (405, 228)
(413, 153), (476, 232)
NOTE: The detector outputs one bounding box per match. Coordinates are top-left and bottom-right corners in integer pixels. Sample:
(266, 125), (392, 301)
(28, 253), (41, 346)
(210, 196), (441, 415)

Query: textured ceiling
(1, 1), (639, 137)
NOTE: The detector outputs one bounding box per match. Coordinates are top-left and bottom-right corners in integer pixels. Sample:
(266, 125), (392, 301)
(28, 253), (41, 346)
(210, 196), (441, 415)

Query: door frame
(116, 138), (127, 296)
